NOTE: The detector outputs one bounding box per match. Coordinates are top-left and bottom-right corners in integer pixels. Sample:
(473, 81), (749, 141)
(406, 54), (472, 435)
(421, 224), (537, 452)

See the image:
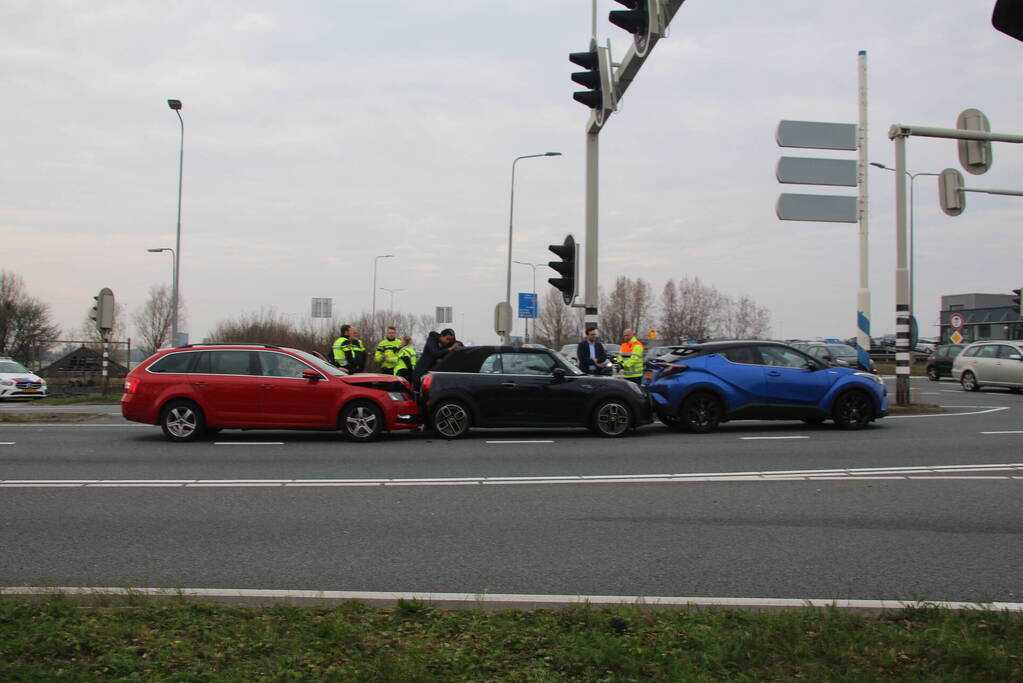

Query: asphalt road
(1, 377), (1021, 607)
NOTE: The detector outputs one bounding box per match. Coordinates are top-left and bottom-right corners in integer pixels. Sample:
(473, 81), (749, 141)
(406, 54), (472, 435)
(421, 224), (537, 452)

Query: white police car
(0, 357), (47, 400)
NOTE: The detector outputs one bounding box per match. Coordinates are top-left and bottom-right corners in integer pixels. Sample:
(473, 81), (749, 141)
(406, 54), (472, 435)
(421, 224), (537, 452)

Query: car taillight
(658, 363), (689, 379)
(420, 375), (433, 393)
(123, 377), (137, 394)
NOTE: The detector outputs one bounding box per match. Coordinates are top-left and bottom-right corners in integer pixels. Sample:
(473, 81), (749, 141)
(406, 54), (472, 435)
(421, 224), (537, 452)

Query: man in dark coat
(576, 327), (608, 374)
(412, 328), (461, 387)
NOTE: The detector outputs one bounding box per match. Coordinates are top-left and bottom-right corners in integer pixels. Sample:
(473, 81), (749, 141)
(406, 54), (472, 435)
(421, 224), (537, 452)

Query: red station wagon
(121, 343), (420, 442)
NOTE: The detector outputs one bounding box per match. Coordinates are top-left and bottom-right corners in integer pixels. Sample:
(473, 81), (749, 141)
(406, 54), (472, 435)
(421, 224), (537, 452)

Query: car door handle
(767, 371), (781, 377)
(501, 382), (517, 388)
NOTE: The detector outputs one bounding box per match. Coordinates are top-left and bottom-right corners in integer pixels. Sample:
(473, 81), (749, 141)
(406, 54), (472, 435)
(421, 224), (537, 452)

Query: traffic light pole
(583, 130), (599, 331)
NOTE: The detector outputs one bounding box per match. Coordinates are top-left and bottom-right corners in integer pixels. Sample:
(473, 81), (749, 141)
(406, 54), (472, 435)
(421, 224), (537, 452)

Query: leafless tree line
(529, 275), (772, 349)
(0, 271), (60, 364)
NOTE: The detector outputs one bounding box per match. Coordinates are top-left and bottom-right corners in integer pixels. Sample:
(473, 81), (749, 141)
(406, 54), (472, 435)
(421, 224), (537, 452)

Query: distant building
(939, 293), (1023, 344)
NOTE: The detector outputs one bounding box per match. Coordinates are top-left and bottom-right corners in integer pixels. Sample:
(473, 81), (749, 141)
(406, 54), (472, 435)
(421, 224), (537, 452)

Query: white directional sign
(776, 193), (857, 223)
(776, 120), (858, 150)
(776, 157), (858, 187)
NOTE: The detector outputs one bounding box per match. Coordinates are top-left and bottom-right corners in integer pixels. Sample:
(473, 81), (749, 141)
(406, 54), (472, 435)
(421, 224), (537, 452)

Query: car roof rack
(179, 342), (282, 349)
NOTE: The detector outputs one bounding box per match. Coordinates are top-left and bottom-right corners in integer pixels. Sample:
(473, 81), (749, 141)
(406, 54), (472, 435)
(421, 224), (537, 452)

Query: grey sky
(3, 1), (1021, 345)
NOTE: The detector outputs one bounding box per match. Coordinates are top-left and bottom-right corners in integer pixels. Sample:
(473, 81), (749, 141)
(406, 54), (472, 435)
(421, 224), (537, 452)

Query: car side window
(149, 352), (196, 373)
(759, 346), (811, 369)
(978, 345), (999, 358)
(258, 351), (311, 378)
(963, 346), (980, 357)
(502, 353), (555, 376)
(207, 350), (255, 375)
(722, 346), (759, 365)
(479, 354), (503, 374)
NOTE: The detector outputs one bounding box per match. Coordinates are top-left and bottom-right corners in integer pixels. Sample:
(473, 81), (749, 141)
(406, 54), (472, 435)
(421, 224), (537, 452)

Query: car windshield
(0, 360), (30, 373)
(292, 349), (348, 377)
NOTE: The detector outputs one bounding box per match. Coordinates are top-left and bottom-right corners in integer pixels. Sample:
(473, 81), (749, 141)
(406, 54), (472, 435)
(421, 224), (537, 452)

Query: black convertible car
(419, 345), (651, 438)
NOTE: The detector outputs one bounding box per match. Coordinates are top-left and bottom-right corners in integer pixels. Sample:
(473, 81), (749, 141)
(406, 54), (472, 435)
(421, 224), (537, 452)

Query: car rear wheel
(340, 400), (383, 442)
(926, 367), (940, 381)
(960, 371), (979, 392)
(431, 400), (471, 439)
(591, 399), (632, 437)
(160, 400), (205, 442)
(679, 392), (722, 434)
(832, 391), (873, 430)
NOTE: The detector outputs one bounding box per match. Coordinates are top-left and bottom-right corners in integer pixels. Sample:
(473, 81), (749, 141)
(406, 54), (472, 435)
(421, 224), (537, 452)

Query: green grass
(32, 394), (122, 405)
(1, 595), (1020, 680)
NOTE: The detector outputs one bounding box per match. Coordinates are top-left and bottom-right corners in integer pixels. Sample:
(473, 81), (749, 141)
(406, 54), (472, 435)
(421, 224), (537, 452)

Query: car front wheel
(431, 400), (471, 439)
(960, 371), (979, 392)
(591, 399), (632, 437)
(160, 400), (205, 442)
(340, 400), (384, 442)
(679, 392), (722, 433)
(832, 391), (873, 429)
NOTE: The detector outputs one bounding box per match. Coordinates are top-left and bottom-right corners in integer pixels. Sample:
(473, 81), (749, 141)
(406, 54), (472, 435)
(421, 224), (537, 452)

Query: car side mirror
(302, 369), (324, 381)
(551, 367), (566, 382)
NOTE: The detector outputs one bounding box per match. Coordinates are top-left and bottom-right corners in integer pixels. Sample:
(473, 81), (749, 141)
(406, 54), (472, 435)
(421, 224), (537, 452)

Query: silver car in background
(952, 340), (1023, 392)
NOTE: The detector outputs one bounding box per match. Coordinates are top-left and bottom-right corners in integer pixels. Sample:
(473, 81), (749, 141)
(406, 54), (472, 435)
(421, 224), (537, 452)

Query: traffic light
(938, 168), (965, 217)
(547, 235), (577, 305)
(993, 0), (1023, 42)
(1012, 288), (1022, 315)
(956, 108), (992, 175)
(569, 46), (606, 110)
(609, 0), (657, 57)
(91, 287), (115, 335)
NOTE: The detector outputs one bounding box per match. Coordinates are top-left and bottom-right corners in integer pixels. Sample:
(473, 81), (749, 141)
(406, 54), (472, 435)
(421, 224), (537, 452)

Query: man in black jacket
(576, 327), (608, 374)
(412, 328), (461, 387)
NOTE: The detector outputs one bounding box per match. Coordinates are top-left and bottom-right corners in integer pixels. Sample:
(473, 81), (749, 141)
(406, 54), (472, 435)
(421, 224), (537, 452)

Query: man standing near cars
(577, 327), (608, 375)
(331, 324), (350, 368)
(618, 328), (645, 385)
(374, 326), (402, 374)
(341, 326), (367, 373)
(412, 328), (461, 388)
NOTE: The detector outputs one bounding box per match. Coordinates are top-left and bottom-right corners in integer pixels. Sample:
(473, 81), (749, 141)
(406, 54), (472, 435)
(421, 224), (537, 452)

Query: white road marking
(2, 586), (1020, 613)
(214, 442), (285, 446)
(887, 406), (1008, 418)
(0, 442), (15, 446)
(740, 436), (809, 441)
(3, 463), (1022, 489)
(981, 431), (1023, 435)
(486, 440), (555, 444)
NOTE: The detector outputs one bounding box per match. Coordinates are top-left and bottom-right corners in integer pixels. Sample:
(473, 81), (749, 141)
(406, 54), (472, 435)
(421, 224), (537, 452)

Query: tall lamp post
(870, 162), (940, 328)
(147, 248), (177, 347)
(371, 254), (394, 333)
(167, 99), (184, 347)
(513, 260), (543, 343)
(379, 287), (405, 311)
(504, 152), (561, 344)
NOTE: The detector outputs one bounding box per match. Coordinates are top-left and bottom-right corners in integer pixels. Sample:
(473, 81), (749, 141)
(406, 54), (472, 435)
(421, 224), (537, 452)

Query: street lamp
(371, 254), (394, 333)
(513, 260), (543, 343)
(167, 98), (184, 347)
(147, 248), (177, 347)
(504, 152), (561, 344)
(870, 162), (940, 323)
(379, 287), (405, 311)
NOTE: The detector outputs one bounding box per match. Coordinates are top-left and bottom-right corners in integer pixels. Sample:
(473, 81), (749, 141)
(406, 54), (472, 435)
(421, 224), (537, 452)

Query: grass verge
(0, 595), (1020, 680)
(33, 394), (123, 405)
(0, 412), (105, 423)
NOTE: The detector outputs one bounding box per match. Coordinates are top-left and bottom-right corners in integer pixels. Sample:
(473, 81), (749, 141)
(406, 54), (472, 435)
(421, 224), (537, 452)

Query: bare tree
(601, 276), (654, 339)
(0, 271), (59, 365)
(722, 295), (772, 339)
(658, 279), (685, 343)
(131, 284), (177, 354)
(676, 276), (727, 340)
(533, 292), (582, 349)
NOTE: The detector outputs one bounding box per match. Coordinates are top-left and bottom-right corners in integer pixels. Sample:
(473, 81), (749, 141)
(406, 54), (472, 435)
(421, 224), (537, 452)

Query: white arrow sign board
(776, 193), (857, 223)
(776, 120), (858, 151)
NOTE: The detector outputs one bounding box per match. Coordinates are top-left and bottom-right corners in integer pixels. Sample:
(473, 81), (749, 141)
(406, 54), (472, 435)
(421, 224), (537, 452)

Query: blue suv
(643, 340), (888, 433)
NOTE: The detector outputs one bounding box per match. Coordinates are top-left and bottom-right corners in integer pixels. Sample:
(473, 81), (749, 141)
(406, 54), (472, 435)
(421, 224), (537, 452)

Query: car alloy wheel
(431, 400), (471, 439)
(340, 400), (383, 442)
(160, 400), (205, 442)
(926, 367), (940, 381)
(593, 399), (632, 437)
(680, 392), (722, 434)
(832, 391), (872, 429)
(960, 371), (979, 392)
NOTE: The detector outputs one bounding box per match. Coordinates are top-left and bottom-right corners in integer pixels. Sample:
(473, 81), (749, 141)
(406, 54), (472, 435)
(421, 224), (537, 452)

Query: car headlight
(0, 379), (13, 386)
(854, 372), (884, 385)
(387, 391), (409, 402)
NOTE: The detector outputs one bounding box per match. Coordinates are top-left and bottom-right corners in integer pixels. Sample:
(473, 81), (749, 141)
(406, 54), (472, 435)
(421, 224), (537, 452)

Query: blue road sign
(518, 293), (537, 318)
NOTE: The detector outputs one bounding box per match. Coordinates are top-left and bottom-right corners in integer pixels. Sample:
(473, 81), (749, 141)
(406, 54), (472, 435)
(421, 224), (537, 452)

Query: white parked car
(952, 340), (1023, 392)
(0, 357), (47, 400)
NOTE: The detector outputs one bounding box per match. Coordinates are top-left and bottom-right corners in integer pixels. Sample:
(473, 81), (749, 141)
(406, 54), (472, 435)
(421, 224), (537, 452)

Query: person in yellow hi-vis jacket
(374, 326), (402, 373)
(617, 328), (644, 385)
(393, 335), (418, 384)
(331, 324), (350, 368)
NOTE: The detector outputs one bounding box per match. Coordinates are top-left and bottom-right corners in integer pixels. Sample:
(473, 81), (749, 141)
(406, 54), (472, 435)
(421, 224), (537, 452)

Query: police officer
(374, 326), (403, 374)
(393, 335), (418, 384)
(331, 324), (350, 368)
(341, 326), (367, 373)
